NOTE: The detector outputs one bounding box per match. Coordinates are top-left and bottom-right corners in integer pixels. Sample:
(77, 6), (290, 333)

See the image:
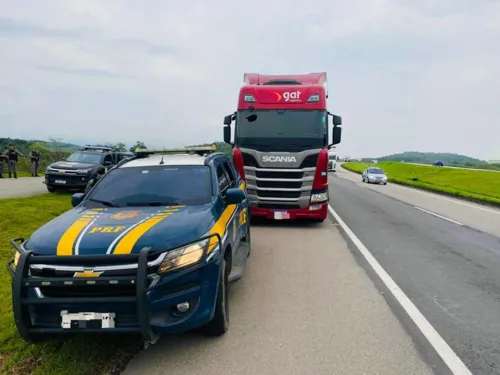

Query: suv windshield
(66, 152), (104, 164)
(368, 168), (384, 174)
(86, 166), (212, 207)
(235, 109), (326, 152)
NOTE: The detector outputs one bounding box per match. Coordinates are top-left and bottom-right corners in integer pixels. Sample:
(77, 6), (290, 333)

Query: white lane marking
(413, 207), (463, 226)
(328, 204), (473, 375)
(339, 167), (500, 215)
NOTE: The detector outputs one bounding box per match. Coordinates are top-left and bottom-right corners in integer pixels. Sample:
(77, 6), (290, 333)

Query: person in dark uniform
(84, 165), (106, 194)
(29, 147), (41, 176)
(6, 144), (24, 179)
(0, 151), (6, 178)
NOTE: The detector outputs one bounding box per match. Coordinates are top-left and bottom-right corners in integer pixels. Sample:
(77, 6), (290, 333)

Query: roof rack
(134, 143), (217, 157)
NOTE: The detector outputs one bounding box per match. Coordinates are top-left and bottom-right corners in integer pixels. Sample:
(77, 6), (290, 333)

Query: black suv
(43, 145), (133, 192)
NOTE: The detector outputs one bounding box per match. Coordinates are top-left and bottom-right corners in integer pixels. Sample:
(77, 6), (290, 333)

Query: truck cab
(223, 72), (342, 222)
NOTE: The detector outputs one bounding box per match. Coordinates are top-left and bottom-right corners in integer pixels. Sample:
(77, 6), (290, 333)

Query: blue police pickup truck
(8, 145), (251, 346)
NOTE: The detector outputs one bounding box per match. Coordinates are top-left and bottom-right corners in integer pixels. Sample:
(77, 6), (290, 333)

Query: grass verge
(0, 193), (142, 375)
(342, 162), (500, 206)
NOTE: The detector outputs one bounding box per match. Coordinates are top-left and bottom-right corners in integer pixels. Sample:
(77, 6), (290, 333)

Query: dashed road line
(413, 206), (464, 226)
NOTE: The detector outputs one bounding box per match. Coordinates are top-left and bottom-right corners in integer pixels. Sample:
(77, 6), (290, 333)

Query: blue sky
(0, 0), (499, 160)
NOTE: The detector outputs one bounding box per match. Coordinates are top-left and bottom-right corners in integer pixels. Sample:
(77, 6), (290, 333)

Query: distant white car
(362, 167), (388, 185)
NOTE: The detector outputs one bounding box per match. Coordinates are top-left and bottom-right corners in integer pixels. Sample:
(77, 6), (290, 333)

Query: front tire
(46, 185), (56, 193)
(200, 256), (229, 336)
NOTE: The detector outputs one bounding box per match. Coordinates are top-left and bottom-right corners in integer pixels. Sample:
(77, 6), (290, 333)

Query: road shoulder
(123, 223), (434, 375)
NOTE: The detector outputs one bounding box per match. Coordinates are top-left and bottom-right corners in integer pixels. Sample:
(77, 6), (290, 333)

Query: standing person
(6, 144), (24, 179)
(29, 147), (41, 177)
(84, 165), (106, 194)
(0, 151), (6, 178)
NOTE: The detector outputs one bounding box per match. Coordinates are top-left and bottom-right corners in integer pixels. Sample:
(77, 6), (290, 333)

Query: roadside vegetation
(342, 161), (500, 206)
(358, 151), (500, 171)
(0, 193), (141, 375)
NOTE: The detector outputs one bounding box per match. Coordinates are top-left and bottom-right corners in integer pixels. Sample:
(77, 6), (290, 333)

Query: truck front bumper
(250, 202), (328, 220)
(7, 234), (222, 342)
(44, 173), (90, 189)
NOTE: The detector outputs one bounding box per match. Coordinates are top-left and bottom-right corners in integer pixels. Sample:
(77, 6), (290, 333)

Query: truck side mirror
(223, 126), (231, 144)
(332, 115), (342, 126)
(332, 126), (342, 145)
(223, 115), (232, 125)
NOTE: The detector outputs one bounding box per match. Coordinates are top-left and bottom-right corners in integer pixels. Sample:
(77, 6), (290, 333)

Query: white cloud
(0, 0), (499, 159)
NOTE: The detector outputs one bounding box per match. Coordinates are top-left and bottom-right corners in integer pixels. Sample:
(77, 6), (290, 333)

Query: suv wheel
(200, 256), (229, 336)
(46, 185), (56, 193)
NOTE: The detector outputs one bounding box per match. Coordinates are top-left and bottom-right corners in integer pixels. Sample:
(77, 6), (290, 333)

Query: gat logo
(274, 91), (301, 102)
(262, 156), (297, 163)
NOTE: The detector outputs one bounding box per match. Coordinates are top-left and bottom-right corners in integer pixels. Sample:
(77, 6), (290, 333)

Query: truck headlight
(311, 191), (329, 203)
(158, 239), (209, 274)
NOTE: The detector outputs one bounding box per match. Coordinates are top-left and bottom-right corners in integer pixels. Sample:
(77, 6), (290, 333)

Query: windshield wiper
(88, 198), (121, 207)
(125, 202), (180, 207)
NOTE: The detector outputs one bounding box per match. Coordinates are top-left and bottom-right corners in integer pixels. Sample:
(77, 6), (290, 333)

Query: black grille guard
(6, 233), (222, 343)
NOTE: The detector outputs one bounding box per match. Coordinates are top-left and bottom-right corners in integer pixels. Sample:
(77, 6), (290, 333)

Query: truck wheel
(200, 256), (229, 336)
(46, 185), (56, 193)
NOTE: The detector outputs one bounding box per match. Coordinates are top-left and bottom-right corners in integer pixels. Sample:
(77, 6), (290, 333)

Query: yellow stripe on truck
(208, 205), (237, 254)
(112, 209), (179, 255)
(207, 181), (246, 253)
(57, 211), (98, 256)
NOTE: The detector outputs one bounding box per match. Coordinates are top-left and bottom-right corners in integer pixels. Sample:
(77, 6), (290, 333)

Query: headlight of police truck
(158, 239), (209, 274)
(310, 191), (329, 203)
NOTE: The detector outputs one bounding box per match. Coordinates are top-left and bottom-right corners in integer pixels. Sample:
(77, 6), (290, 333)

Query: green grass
(0, 193), (141, 375)
(342, 162), (500, 206)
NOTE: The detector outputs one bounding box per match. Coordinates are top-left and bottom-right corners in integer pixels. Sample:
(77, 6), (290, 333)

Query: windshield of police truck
(85, 166), (212, 207)
(235, 109), (326, 152)
(66, 152), (104, 164)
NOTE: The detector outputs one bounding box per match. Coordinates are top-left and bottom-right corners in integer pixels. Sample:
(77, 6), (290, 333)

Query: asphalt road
(0, 176), (47, 198)
(329, 167), (500, 375)
(123, 223), (434, 375)
(336, 165), (500, 238)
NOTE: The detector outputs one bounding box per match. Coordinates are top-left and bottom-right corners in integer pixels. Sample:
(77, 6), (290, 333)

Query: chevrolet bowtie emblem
(73, 269), (103, 278)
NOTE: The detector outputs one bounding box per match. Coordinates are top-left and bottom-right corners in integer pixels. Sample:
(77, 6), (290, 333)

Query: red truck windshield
(235, 110), (327, 152)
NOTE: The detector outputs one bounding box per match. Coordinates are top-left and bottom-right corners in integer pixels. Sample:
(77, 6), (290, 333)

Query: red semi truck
(222, 72), (342, 222)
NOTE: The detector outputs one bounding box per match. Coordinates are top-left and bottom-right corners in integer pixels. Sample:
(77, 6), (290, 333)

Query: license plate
(54, 179), (66, 184)
(274, 211), (290, 220)
(61, 310), (115, 329)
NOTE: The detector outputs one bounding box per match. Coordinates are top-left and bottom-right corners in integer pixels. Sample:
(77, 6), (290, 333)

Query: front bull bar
(7, 233), (222, 345)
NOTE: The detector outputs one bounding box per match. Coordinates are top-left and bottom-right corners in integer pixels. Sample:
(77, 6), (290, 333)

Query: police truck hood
(49, 161), (97, 170)
(24, 205), (215, 256)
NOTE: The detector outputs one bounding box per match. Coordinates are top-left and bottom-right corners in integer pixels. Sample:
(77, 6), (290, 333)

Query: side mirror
(224, 188), (246, 205)
(332, 126), (342, 145)
(332, 115), (342, 126)
(71, 193), (85, 207)
(223, 126), (232, 144)
(223, 114), (233, 125)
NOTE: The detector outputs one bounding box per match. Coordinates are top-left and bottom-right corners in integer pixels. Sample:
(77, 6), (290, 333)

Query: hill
(375, 151), (484, 164)
(361, 151), (500, 171)
(0, 138), (80, 153)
